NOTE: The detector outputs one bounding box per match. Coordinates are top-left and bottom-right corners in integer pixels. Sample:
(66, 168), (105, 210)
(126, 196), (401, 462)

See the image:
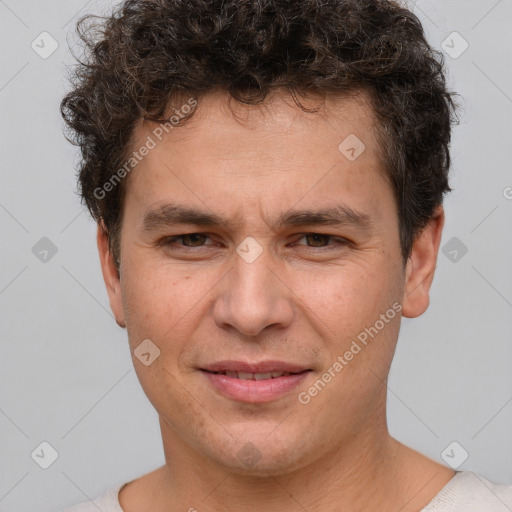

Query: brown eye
(179, 233), (208, 246)
(293, 233), (350, 250)
(160, 233), (212, 248)
(304, 233), (331, 247)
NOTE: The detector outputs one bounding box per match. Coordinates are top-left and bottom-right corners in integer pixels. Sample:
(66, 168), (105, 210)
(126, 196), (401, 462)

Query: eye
(159, 233), (214, 248)
(293, 233), (350, 249)
(156, 232), (350, 252)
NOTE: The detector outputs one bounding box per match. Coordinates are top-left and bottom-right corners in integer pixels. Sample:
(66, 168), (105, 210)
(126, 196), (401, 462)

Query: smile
(200, 369), (311, 403)
(206, 370), (298, 380)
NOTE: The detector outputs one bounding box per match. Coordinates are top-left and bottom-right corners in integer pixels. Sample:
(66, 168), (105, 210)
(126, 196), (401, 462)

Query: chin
(207, 428), (316, 477)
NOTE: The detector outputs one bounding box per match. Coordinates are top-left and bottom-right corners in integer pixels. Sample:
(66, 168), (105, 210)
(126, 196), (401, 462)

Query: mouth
(199, 362), (312, 403)
(200, 360), (311, 375)
(202, 369), (307, 380)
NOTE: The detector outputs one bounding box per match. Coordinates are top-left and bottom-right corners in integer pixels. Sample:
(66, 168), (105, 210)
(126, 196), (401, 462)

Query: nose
(212, 247), (294, 337)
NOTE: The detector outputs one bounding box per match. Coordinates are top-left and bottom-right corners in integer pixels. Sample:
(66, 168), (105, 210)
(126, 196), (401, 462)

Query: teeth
(254, 372), (272, 380)
(215, 371), (293, 380)
(237, 372), (255, 380)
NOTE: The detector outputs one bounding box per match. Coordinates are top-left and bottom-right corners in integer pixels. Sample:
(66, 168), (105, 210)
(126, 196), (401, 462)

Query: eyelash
(158, 233), (350, 251)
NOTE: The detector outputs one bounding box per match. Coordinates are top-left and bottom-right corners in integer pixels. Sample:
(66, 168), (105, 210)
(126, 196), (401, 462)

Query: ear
(97, 220), (126, 328)
(402, 205), (445, 318)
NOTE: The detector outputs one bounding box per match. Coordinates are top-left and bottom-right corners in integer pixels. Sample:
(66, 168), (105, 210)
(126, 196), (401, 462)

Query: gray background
(1, 0), (511, 511)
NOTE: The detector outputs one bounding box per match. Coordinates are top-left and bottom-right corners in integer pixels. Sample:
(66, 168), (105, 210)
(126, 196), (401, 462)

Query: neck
(123, 417), (449, 512)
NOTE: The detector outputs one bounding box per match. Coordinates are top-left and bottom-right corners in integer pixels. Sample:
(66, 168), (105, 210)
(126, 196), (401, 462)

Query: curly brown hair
(60, 0), (460, 270)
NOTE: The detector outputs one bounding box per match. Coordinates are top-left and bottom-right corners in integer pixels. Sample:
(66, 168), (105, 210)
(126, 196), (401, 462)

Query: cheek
(304, 263), (389, 321)
(120, 258), (197, 346)
(295, 257), (402, 359)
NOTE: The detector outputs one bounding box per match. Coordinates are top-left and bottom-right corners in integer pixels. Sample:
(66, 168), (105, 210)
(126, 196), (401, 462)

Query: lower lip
(201, 370), (311, 403)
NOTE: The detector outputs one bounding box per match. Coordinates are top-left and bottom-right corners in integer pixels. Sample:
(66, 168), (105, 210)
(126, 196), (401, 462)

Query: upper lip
(200, 360), (311, 374)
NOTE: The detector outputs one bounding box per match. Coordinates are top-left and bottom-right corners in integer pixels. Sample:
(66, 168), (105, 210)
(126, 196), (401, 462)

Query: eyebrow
(142, 202), (373, 233)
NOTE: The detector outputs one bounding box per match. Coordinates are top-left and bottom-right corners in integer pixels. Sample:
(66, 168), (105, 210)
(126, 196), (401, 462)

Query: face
(98, 90), (443, 476)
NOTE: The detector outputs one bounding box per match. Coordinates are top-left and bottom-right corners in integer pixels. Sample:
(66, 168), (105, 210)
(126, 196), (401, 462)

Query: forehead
(121, 89), (392, 223)
(148, 90), (381, 157)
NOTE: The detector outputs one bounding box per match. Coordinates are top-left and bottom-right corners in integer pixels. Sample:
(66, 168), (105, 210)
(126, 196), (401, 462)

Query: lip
(200, 360), (310, 374)
(199, 361), (312, 403)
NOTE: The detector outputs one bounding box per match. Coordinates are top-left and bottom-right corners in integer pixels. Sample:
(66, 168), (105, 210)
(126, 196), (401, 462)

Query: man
(59, 0), (512, 511)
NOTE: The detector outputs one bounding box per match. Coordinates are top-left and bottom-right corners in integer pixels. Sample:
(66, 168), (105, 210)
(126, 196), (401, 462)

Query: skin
(97, 90), (454, 512)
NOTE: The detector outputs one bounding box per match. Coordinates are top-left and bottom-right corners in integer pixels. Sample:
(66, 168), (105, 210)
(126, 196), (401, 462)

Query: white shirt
(61, 471), (512, 511)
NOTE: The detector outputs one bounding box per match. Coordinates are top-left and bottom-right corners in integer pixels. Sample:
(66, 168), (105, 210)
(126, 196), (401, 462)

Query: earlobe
(401, 206), (445, 319)
(97, 220), (126, 328)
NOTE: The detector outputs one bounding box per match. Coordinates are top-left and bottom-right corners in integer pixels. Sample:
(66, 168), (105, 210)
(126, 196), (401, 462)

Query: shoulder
(422, 471), (512, 512)
(60, 483), (126, 512)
